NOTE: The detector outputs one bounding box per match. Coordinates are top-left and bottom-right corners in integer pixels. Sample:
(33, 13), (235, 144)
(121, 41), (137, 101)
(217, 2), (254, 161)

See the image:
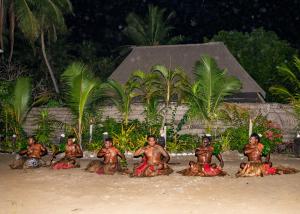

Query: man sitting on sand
(10, 136), (47, 169)
(131, 135), (173, 177)
(51, 135), (83, 169)
(85, 137), (129, 175)
(236, 133), (298, 177)
(178, 135), (226, 176)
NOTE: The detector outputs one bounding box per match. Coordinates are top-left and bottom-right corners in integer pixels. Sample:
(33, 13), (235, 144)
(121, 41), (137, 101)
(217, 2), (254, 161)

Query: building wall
(23, 103), (299, 143)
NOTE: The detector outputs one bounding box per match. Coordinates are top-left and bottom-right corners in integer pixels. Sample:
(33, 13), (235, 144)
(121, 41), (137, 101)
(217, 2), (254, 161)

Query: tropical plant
(4, 77), (32, 137)
(151, 64), (188, 129)
(123, 5), (184, 46)
(106, 79), (138, 126)
(219, 104), (283, 154)
(16, 0), (73, 94)
(33, 108), (56, 147)
(185, 55), (241, 132)
(206, 28), (296, 101)
(130, 70), (162, 127)
(61, 62), (104, 149)
(112, 124), (147, 153)
(270, 56), (300, 121)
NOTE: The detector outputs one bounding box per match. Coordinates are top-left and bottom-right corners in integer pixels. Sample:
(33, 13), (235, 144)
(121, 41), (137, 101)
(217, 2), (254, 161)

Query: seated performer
(236, 133), (299, 177)
(132, 135), (173, 177)
(10, 136), (47, 169)
(178, 135), (226, 176)
(85, 137), (128, 175)
(51, 135), (83, 169)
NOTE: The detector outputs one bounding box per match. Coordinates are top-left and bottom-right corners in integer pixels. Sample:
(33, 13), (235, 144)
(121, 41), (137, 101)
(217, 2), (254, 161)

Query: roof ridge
(132, 42), (224, 49)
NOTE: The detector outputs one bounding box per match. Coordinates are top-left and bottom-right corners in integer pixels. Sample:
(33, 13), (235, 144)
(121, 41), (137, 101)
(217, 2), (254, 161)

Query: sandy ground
(1, 153), (300, 214)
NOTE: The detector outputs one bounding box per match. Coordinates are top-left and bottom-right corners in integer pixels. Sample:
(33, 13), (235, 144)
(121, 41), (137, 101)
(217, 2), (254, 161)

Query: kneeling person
(10, 136), (47, 169)
(51, 136), (83, 169)
(236, 133), (299, 177)
(85, 138), (128, 175)
(178, 135), (226, 176)
(132, 135), (173, 177)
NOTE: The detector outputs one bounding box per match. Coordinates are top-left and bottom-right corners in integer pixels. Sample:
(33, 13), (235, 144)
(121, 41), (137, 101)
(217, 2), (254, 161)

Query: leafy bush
(206, 28), (296, 102)
(167, 134), (199, 152)
(220, 115), (283, 154)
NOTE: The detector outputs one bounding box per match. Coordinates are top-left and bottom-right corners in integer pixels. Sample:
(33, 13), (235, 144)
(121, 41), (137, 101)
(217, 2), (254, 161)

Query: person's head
(67, 135), (75, 146)
(28, 136), (36, 145)
(147, 135), (156, 147)
(240, 162), (246, 169)
(202, 135), (212, 147)
(189, 161), (199, 172)
(104, 137), (113, 149)
(249, 133), (260, 144)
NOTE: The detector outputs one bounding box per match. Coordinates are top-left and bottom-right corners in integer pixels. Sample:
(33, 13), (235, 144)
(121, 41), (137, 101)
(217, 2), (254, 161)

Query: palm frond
(13, 77), (32, 123)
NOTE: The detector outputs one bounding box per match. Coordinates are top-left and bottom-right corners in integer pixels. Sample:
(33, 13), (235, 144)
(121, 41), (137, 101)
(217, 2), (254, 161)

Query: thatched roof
(109, 42), (265, 102)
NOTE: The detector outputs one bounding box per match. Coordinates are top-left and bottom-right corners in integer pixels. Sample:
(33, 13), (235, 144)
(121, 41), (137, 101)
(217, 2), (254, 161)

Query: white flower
(60, 133), (65, 138)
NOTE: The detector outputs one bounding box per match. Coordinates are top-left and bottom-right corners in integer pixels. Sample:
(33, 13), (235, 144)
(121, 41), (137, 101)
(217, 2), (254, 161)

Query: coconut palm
(15, 0), (72, 94)
(3, 77), (32, 137)
(270, 56), (300, 119)
(123, 5), (183, 46)
(130, 70), (161, 124)
(151, 65), (188, 129)
(61, 62), (103, 149)
(106, 79), (138, 126)
(185, 55), (241, 132)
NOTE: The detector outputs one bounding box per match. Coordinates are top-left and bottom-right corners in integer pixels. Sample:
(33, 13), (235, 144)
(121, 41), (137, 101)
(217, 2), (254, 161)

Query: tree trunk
(8, 0), (15, 63)
(40, 30), (60, 94)
(0, 0), (4, 54)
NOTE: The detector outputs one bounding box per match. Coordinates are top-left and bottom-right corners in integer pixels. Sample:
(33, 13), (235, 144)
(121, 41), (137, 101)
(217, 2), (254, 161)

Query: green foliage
(33, 109), (56, 147)
(207, 28), (296, 101)
(105, 79), (138, 126)
(0, 138), (27, 153)
(123, 5), (184, 45)
(167, 134), (199, 152)
(219, 105), (283, 154)
(61, 62), (104, 148)
(270, 56), (300, 123)
(185, 55), (241, 131)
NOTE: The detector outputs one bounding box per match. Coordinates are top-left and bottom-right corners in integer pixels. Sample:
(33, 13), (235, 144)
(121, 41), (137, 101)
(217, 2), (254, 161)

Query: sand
(1, 153), (300, 214)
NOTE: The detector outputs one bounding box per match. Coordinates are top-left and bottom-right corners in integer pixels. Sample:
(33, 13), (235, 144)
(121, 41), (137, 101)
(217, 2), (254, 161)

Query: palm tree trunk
(0, 0), (4, 54)
(40, 30), (60, 94)
(8, 0), (15, 63)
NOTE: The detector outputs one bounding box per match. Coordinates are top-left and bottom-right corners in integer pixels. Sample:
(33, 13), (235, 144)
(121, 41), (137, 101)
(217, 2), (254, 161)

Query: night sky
(68, 0), (300, 52)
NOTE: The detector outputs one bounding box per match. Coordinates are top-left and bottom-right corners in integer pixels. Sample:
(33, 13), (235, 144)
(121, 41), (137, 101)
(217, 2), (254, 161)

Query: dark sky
(68, 0), (300, 52)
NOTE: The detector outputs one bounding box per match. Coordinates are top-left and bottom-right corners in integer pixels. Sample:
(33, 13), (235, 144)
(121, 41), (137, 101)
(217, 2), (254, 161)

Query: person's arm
(265, 153), (271, 163)
(134, 147), (145, 157)
(160, 147), (170, 163)
(244, 144), (255, 154)
(97, 148), (107, 158)
(19, 149), (28, 156)
(216, 154), (224, 168)
(117, 149), (126, 160)
(40, 144), (47, 156)
(195, 147), (206, 156)
(75, 144), (83, 158)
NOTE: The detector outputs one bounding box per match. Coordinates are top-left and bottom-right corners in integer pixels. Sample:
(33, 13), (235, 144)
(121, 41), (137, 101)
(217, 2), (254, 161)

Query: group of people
(9, 133), (299, 177)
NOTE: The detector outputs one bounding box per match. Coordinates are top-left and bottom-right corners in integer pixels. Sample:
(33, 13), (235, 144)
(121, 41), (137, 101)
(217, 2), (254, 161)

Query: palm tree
(130, 70), (161, 124)
(4, 77), (32, 137)
(16, 0), (72, 94)
(185, 55), (241, 132)
(151, 65), (188, 129)
(61, 62), (103, 149)
(270, 56), (300, 119)
(123, 5), (183, 46)
(106, 79), (138, 126)
(0, 0), (17, 63)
